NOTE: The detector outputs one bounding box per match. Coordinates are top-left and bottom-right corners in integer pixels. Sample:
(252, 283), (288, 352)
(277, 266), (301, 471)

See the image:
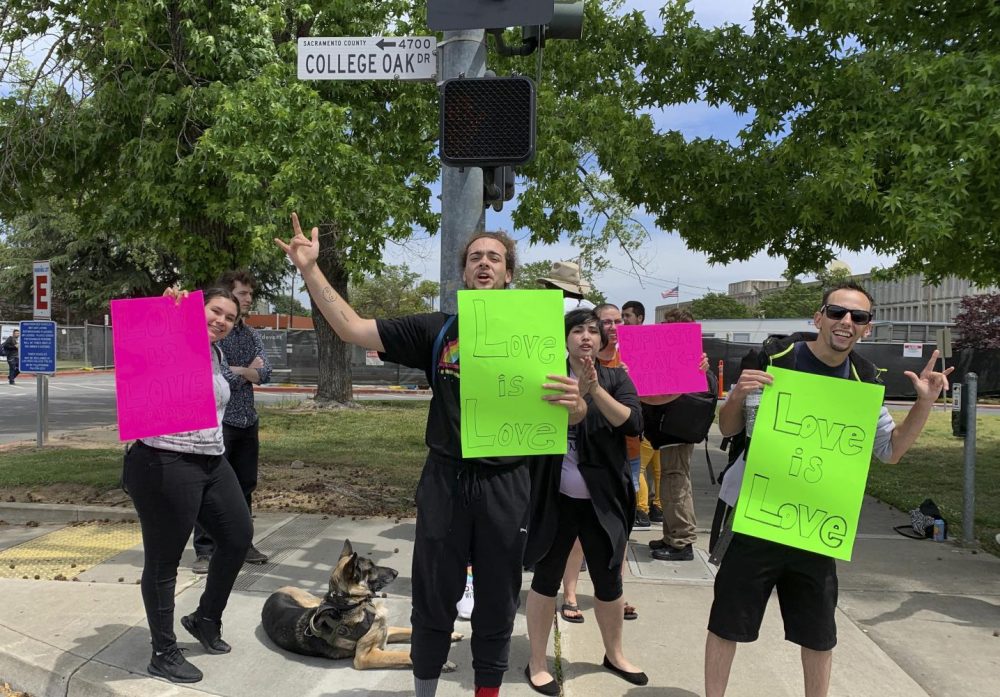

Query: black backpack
(642, 371), (719, 448)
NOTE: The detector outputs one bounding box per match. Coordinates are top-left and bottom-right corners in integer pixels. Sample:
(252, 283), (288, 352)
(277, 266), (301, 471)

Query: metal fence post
(962, 372), (977, 545)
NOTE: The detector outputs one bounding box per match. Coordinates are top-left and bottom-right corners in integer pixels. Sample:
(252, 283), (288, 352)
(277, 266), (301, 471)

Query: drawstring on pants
(457, 465), (484, 508)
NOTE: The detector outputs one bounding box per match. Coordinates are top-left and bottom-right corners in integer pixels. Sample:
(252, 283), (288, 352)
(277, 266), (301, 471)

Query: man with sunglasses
(704, 280), (952, 697)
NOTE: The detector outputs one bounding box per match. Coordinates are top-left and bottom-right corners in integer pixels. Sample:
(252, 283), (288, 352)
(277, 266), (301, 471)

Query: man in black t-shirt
(277, 215), (585, 697)
(705, 281), (952, 697)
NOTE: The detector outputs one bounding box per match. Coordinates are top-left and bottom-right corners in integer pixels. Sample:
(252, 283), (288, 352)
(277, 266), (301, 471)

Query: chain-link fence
(8, 322), (993, 395)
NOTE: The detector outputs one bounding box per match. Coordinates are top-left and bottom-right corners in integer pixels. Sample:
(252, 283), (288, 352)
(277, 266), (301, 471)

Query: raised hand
(274, 212), (319, 272)
(162, 286), (188, 305)
(576, 355), (599, 397)
(904, 350), (954, 402)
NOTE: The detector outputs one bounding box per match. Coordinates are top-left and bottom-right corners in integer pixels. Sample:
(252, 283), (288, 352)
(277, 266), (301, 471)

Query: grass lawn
(0, 403), (996, 549)
(867, 410), (999, 553)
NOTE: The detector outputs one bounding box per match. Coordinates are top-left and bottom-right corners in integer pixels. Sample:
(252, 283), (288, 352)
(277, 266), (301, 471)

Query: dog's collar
(322, 591), (371, 613)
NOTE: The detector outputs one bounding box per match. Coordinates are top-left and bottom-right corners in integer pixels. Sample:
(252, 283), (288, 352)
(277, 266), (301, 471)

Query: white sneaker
(456, 567), (474, 620)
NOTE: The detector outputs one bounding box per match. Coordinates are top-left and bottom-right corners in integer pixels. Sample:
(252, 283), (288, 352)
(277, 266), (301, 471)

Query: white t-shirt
(564, 297), (595, 314)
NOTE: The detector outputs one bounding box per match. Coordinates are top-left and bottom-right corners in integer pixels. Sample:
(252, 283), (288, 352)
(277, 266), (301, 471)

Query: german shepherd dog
(261, 540), (463, 670)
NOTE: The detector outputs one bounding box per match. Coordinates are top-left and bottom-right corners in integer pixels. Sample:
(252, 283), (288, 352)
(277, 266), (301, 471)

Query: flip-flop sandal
(624, 603), (638, 621)
(560, 603), (585, 623)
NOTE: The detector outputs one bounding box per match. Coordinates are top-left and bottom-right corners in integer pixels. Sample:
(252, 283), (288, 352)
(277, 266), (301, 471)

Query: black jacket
(524, 363), (642, 569)
(2, 336), (16, 357)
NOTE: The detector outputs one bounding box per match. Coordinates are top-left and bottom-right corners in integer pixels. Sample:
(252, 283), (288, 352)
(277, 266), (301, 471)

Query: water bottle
(456, 565), (474, 620)
(932, 518), (946, 542)
(744, 388), (763, 437)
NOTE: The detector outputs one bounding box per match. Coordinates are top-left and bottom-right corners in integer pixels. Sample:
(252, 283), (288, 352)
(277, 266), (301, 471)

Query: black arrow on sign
(376, 38), (397, 50)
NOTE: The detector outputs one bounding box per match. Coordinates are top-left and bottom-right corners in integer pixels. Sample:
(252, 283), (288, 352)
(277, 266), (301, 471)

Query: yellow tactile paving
(0, 521), (142, 580)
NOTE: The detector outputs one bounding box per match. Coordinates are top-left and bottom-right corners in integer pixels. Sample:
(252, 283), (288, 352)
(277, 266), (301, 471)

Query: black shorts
(708, 533), (838, 651)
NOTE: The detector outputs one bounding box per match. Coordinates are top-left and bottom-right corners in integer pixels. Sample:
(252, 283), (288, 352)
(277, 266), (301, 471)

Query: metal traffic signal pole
(438, 29), (486, 314)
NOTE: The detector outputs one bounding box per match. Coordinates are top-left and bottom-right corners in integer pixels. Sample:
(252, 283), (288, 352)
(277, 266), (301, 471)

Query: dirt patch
(1, 682), (30, 697)
(0, 425), (417, 517)
(1, 484), (131, 507)
(255, 463), (416, 517)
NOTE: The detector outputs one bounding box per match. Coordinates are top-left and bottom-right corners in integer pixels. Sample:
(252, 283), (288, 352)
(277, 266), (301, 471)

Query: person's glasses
(601, 318), (624, 326)
(821, 304), (873, 325)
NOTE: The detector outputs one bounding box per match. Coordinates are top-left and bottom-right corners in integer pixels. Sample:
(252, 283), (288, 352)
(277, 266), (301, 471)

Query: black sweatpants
(409, 456), (531, 688)
(125, 441), (253, 652)
(193, 421), (259, 557)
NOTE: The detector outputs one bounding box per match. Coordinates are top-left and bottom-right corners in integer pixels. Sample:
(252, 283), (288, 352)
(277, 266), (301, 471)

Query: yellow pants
(636, 438), (661, 514)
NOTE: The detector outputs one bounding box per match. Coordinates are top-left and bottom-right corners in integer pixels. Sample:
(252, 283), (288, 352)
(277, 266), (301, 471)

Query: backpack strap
(704, 440), (716, 485)
(431, 314), (457, 388)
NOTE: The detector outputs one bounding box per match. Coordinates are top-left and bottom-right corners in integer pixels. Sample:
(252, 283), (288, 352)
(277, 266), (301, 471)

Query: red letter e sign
(33, 260), (51, 319)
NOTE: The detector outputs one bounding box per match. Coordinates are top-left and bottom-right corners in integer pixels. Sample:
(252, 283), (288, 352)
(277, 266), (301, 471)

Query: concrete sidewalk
(0, 436), (998, 697)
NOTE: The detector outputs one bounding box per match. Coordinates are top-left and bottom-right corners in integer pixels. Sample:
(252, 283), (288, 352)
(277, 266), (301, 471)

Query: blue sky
(383, 0), (897, 315)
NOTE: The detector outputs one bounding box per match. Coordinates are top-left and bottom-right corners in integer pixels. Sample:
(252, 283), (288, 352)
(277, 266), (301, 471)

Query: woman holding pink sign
(123, 287), (252, 684)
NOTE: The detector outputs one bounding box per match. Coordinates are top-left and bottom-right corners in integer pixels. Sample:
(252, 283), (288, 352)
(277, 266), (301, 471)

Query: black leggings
(125, 441), (253, 652)
(193, 421), (260, 557)
(409, 457), (531, 688)
(530, 494), (623, 602)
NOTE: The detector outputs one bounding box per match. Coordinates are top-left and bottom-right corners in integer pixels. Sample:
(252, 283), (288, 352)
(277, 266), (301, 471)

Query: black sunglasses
(821, 304), (874, 325)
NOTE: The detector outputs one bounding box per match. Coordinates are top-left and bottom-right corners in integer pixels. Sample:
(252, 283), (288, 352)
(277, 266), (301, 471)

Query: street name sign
(19, 320), (57, 374)
(298, 37), (437, 81)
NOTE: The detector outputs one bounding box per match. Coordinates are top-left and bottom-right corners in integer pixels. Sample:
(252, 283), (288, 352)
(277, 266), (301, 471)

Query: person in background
(192, 270), (272, 573)
(124, 287), (252, 684)
(3, 329), (19, 385)
(621, 300), (662, 528)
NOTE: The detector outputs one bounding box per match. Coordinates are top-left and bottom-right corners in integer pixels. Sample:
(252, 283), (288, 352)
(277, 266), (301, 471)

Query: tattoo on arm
(321, 287), (339, 304)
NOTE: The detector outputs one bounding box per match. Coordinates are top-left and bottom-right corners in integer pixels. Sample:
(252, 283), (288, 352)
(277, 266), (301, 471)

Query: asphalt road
(0, 373), (422, 444)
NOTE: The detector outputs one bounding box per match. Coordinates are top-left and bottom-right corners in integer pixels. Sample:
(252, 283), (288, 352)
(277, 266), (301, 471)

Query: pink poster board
(111, 292), (218, 441)
(617, 323), (706, 396)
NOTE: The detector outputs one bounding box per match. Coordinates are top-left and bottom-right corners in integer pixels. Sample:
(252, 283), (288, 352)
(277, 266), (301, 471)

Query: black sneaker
(181, 612), (232, 654)
(648, 539), (668, 550)
(191, 555), (210, 575)
(245, 544), (268, 565)
(651, 544), (694, 561)
(633, 511), (651, 529)
(649, 505), (664, 523)
(148, 647), (203, 683)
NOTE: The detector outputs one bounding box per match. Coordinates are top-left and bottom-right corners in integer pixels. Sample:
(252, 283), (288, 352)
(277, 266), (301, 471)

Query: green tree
(606, 0), (1000, 285)
(688, 293), (751, 319)
(0, 202), (181, 322)
(757, 267), (853, 318)
(349, 264), (438, 319)
(0, 1), (656, 402)
(0, 1), (439, 403)
(757, 280), (821, 319)
(272, 295), (311, 318)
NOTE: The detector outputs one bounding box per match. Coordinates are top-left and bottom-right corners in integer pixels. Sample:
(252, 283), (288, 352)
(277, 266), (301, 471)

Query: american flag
(661, 286), (679, 299)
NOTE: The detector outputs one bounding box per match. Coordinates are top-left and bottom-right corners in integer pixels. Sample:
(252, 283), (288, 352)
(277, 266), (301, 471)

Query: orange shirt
(599, 347), (641, 459)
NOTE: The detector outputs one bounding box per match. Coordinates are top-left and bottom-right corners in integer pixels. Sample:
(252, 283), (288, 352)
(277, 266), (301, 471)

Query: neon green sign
(732, 366), (885, 561)
(458, 289), (567, 457)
